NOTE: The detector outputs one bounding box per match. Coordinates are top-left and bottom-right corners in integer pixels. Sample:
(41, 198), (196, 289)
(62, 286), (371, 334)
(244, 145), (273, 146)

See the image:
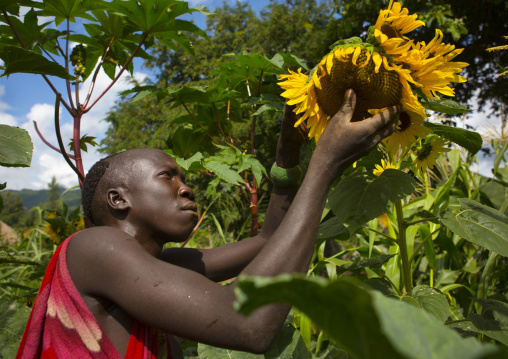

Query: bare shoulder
(66, 227), (148, 295)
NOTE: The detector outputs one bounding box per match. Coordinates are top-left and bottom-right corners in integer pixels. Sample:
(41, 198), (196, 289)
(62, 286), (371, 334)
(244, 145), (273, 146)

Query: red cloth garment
(16, 232), (172, 359)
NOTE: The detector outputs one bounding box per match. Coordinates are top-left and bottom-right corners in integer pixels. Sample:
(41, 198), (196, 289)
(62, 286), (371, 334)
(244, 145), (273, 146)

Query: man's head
(82, 149), (198, 241)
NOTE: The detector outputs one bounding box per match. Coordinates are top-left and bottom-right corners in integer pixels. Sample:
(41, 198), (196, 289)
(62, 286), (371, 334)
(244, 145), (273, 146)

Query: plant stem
(181, 102), (221, 145)
(444, 319), (470, 325)
(395, 200), (412, 292)
(54, 94), (84, 182)
(361, 226), (398, 244)
(84, 33), (149, 112)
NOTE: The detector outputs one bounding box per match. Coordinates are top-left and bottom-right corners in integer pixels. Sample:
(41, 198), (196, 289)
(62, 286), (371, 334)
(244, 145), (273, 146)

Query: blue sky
(0, 0), (498, 190)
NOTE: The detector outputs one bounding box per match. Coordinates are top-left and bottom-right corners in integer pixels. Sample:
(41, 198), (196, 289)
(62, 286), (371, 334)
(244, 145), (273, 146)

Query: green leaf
(174, 152), (204, 172)
(197, 344), (262, 359)
(421, 99), (472, 115)
(469, 298), (508, 346)
(68, 134), (98, 152)
(0, 300), (31, 358)
(0, 45), (75, 80)
(408, 285), (449, 322)
(265, 320), (310, 359)
(440, 199), (508, 257)
(0, 125), (33, 167)
(423, 123), (482, 155)
(329, 170), (416, 233)
(335, 254), (395, 276)
(204, 161), (244, 185)
(235, 275), (505, 359)
(317, 217), (347, 239)
(34, 0), (104, 23)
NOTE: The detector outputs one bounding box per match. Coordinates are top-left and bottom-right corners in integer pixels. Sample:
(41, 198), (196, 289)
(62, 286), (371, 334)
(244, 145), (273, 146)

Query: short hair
(81, 154), (119, 224)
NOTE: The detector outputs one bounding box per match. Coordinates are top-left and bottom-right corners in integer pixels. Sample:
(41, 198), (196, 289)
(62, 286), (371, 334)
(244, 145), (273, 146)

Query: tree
(0, 192), (24, 227)
(46, 177), (60, 211)
(0, 0), (210, 189)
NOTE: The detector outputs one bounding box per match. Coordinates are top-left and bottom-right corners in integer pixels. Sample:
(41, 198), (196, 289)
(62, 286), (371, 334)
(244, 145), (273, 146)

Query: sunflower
(396, 40), (468, 99)
(384, 109), (431, 154)
(44, 212), (63, 244)
(373, 1), (425, 58)
(373, 159), (398, 176)
(413, 136), (450, 173)
(279, 46), (403, 141)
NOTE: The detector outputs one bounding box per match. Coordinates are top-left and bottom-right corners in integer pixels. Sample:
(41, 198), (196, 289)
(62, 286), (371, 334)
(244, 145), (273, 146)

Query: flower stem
(395, 200), (412, 293)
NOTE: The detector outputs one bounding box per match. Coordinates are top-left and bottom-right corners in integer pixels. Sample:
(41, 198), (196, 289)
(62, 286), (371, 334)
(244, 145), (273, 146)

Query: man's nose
(178, 185), (195, 200)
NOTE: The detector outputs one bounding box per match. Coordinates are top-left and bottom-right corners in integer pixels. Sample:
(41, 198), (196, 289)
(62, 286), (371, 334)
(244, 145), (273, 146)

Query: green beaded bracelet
(270, 162), (302, 187)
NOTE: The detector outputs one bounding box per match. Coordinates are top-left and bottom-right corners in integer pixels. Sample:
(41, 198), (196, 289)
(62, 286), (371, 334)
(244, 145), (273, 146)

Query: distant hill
(2, 187), (82, 211)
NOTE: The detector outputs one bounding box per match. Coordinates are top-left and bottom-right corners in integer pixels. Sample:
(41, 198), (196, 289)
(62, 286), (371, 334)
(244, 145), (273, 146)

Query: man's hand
(312, 89), (400, 180)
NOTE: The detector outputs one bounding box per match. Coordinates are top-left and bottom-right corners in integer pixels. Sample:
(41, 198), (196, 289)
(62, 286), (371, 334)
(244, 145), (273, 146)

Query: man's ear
(107, 187), (131, 211)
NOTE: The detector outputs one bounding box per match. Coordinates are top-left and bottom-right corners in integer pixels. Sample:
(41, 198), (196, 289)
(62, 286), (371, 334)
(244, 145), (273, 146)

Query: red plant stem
(84, 33), (149, 112)
(181, 102), (221, 145)
(73, 114), (85, 188)
(83, 37), (115, 109)
(33, 121), (76, 160)
(212, 103), (227, 139)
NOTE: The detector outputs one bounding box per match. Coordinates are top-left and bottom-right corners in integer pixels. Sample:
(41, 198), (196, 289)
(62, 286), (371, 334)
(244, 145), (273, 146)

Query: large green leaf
(423, 122), (482, 155)
(0, 125), (33, 167)
(235, 275), (506, 359)
(0, 45), (75, 80)
(328, 169), (416, 233)
(34, 0), (103, 24)
(317, 217), (347, 239)
(107, 0), (207, 37)
(440, 199), (508, 257)
(421, 99), (472, 115)
(204, 161), (244, 185)
(335, 254), (395, 276)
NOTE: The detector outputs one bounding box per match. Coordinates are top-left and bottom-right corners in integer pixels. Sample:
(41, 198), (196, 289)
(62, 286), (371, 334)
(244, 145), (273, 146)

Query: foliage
(0, 0), (210, 186)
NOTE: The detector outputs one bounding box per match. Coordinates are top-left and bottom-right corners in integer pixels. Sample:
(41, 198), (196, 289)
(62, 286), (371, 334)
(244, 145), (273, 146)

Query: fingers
(329, 89), (357, 125)
(367, 104), (401, 130)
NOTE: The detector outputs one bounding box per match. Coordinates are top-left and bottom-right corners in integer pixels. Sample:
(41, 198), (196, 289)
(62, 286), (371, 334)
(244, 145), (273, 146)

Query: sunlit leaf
(204, 161), (244, 185)
(422, 99), (472, 115)
(440, 199), (508, 257)
(424, 123), (482, 155)
(0, 125), (33, 167)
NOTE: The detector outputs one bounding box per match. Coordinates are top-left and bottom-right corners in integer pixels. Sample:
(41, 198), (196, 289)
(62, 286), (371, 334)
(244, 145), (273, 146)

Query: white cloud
(0, 68), (149, 190)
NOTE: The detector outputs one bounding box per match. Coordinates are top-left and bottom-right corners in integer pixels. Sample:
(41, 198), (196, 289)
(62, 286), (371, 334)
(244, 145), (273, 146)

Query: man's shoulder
(68, 226), (141, 261)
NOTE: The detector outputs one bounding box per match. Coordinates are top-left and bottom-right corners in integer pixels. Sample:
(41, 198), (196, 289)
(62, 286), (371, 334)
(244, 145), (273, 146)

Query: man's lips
(181, 202), (198, 213)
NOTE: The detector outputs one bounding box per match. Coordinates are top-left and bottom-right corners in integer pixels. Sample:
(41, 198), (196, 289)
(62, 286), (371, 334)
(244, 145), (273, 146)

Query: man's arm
(158, 103), (307, 282)
(69, 90), (399, 353)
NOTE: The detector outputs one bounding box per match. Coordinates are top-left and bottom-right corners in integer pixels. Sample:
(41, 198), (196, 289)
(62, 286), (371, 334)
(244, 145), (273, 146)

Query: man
(17, 90), (399, 358)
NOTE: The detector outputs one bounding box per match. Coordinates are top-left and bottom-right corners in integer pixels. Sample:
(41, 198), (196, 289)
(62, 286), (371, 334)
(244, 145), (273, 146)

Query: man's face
(122, 149), (198, 242)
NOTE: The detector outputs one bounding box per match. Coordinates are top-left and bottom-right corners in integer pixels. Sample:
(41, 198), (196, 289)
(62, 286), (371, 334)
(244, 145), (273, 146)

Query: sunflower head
(413, 135), (450, 173)
(314, 45), (403, 122)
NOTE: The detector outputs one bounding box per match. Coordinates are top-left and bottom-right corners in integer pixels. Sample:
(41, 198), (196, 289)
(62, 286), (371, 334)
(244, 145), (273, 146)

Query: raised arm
(69, 90), (399, 353)
(158, 103), (308, 281)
